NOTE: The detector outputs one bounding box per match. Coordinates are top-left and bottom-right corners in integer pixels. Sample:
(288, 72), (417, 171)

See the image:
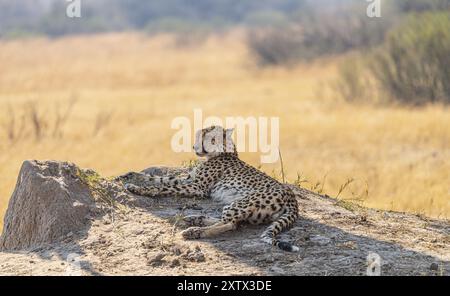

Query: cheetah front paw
(180, 227), (204, 240)
(182, 215), (207, 227)
(125, 183), (160, 197)
(124, 183), (140, 193)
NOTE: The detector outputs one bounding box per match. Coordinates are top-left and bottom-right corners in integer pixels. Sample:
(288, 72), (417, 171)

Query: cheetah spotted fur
(122, 126), (299, 252)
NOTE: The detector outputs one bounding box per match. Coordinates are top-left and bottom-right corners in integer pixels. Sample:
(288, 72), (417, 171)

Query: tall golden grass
(0, 32), (449, 231)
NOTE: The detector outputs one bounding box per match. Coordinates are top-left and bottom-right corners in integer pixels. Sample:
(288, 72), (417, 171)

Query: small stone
(147, 253), (166, 267)
(264, 256), (275, 263)
(182, 248), (206, 262)
(171, 246), (182, 256)
(152, 253), (165, 261)
(194, 252), (205, 262)
(170, 259), (181, 268)
(268, 266), (285, 275)
(430, 262), (439, 271)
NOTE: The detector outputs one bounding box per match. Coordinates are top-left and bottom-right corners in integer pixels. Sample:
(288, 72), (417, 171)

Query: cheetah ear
(225, 128), (234, 136)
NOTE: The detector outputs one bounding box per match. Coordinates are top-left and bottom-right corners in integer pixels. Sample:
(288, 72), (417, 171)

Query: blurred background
(0, 0), (449, 230)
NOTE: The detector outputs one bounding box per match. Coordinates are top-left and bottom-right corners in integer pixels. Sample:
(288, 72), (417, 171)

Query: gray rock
(0, 160), (95, 251)
(430, 262), (439, 271)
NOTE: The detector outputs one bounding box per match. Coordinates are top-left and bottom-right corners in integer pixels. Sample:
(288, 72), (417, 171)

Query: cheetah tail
(260, 206), (299, 252)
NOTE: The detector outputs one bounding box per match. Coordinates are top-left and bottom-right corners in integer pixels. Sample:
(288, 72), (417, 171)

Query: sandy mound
(0, 161), (97, 251)
(0, 160), (448, 275)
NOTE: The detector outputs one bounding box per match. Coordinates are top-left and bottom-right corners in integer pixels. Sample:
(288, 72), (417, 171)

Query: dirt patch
(0, 160), (448, 275)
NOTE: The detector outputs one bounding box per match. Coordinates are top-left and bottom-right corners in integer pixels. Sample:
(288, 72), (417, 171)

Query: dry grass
(0, 32), (449, 231)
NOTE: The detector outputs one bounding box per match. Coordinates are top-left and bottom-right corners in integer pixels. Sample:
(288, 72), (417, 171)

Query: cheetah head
(193, 125), (236, 159)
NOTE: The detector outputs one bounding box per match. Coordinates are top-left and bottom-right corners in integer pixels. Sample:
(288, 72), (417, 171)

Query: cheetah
(123, 126), (299, 252)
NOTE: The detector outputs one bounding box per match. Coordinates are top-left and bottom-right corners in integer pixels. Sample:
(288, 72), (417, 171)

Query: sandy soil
(0, 174), (448, 276)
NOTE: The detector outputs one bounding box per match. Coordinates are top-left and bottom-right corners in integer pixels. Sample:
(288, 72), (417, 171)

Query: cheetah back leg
(260, 198), (300, 252)
(181, 221), (235, 239)
(180, 198), (251, 239)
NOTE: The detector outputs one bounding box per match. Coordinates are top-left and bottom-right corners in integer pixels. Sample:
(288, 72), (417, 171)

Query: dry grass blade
(278, 148), (286, 184)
